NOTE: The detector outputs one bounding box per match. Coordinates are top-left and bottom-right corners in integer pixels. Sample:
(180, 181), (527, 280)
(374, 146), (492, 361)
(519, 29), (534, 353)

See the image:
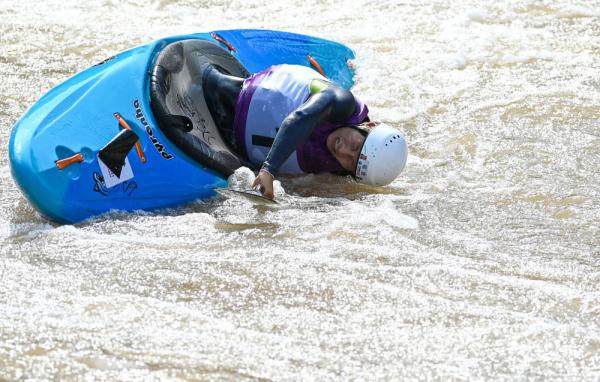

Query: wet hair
(349, 119), (379, 136)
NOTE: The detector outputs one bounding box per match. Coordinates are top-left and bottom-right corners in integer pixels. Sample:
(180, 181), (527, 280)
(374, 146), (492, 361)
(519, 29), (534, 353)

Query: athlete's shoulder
(324, 86), (356, 122)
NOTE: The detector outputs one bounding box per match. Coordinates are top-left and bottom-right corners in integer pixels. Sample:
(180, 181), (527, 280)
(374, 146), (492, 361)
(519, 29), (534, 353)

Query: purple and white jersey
(233, 64), (369, 174)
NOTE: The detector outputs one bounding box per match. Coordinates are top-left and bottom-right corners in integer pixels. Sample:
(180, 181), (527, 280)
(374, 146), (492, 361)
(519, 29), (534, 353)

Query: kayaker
(203, 64), (408, 199)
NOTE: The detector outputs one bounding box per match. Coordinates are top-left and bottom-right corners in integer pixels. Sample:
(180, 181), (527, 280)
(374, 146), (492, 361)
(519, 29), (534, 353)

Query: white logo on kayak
(133, 99), (174, 160)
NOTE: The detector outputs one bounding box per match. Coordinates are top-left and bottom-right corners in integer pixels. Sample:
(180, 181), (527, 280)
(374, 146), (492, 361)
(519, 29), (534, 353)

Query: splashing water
(0, 0), (599, 380)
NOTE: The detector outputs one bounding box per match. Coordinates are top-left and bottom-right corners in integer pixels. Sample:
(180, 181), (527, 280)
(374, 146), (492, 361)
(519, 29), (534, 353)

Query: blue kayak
(9, 29), (356, 224)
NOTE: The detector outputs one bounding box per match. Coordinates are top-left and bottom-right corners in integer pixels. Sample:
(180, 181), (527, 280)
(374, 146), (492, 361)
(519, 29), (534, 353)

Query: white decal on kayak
(98, 155), (134, 188)
(133, 99), (174, 160)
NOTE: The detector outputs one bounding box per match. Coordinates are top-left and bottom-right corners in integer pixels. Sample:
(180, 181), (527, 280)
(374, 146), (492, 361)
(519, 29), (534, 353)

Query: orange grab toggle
(211, 33), (236, 52)
(55, 153), (84, 170)
(307, 54), (326, 78)
(113, 112), (147, 164)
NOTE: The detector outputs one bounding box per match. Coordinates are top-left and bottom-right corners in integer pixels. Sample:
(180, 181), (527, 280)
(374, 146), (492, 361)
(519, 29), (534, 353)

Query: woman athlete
(202, 63), (408, 199)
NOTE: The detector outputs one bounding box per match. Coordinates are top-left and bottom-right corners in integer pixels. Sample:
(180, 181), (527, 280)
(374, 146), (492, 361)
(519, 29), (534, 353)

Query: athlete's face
(326, 127), (365, 173)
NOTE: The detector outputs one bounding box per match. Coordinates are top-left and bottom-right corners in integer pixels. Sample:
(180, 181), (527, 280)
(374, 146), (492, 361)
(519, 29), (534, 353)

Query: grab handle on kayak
(55, 153), (84, 170)
(113, 112), (147, 164)
(211, 33), (236, 52)
(307, 54), (326, 78)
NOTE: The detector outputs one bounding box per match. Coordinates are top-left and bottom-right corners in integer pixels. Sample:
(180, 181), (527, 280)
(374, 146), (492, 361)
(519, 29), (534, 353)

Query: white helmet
(354, 123), (408, 186)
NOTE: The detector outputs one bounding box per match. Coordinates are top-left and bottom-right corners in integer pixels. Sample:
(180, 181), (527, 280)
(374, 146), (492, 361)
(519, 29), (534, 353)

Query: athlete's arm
(262, 86), (356, 174)
(253, 85), (356, 198)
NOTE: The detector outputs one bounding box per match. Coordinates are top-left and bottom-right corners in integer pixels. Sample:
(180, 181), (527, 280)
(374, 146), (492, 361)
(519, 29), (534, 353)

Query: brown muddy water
(1, 0), (599, 380)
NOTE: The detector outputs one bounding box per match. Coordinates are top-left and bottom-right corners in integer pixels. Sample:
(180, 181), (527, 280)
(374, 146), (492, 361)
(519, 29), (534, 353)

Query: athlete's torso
(233, 64), (368, 174)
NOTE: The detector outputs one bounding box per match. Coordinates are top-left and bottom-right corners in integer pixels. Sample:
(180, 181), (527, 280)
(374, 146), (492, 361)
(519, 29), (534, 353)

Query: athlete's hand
(252, 170), (274, 199)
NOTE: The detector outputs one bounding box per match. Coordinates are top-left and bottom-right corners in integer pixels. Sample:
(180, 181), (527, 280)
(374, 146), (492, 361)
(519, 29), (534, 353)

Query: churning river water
(1, 0), (599, 380)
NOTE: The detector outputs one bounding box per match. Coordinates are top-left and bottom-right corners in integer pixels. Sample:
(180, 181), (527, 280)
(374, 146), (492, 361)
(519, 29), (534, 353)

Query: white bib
(243, 65), (327, 174)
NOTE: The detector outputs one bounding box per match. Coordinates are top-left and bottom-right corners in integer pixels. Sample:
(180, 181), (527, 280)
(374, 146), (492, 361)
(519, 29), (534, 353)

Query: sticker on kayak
(97, 155), (134, 188)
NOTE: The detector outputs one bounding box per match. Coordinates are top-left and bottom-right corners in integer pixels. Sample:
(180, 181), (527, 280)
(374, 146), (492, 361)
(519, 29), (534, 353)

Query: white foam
(328, 198), (419, 231)
(227, 166), (285, 197)
(227, 167), (256, 191)
(466, 9), (495, 24)
(555, 5), (600, 18)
